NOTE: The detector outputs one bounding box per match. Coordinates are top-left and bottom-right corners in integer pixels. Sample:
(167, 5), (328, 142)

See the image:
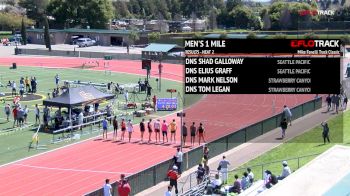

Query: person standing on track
(140, 118), (145, 143)
(154, 119), (161, 143)
(103, 179), (112, 196)
(280, 118), (288, 139)
(25, 77), (30, 93)
(12, 106), (18, 127)
(182, 122), (188, 147)
(102, 117), (108, 140)
(148, 118), (153, 143)
(127, 119), (133, 143)
(11, 81), (17, 96)
(162, 119), (169, 143)
(34, 104), (40, 125)
(282, 105), (292, 126)
(197, 122), (206, 145)
(190, 122), (196, 147)
(120, 118), (126, 141)
(169, 119), (177, 144)
(113, 116), (118, 141)
(326, 94), (332, 112)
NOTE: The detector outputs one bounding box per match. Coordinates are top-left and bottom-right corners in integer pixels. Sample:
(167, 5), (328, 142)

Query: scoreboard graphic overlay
(184, 39), (341, 94)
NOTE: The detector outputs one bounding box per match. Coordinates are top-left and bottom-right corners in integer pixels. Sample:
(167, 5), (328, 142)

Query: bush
(247, 32), (257, 39)
(303, 32), (319, 39)
(340, 35), (350, 45)
(272, 33), (287, 39)
(192, 32), (203, 39)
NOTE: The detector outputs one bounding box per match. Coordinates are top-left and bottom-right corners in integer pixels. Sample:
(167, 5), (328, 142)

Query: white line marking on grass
(13, 163), (133, 175)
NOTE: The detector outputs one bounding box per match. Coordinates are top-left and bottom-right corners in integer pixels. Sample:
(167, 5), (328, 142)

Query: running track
(0, 57), (314, 195)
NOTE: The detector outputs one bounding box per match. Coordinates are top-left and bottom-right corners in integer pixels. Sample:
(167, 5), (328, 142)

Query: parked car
(76, 38), (96, 47)
(3, 36), (22, 46)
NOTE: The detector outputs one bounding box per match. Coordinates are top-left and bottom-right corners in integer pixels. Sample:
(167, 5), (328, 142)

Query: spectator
(78, 111), (84, 130)
(190, 122), (196, 147)
(265, 170), (278, 189)
(113, 116), (118, 141)
(118, 174), (131, 196)
(23, 105), (29, 124)
(167, 165), (180, 195)
(321, 122), (330, 144)
(103, 179), (112, 196)
(152, 95), (157, 112)
(124, 90), (129, 104)
(326, 94), (332, 112)
(182, 122), (187, 147)
(229, 174), (241, 193)
(277, 161), (292, 180)
(55, 74), (60, 86)
(11, 81), (16, 96)
(12, 106), (18, 127)
(165, 185), (172, 196)
(283, 105), (292, 126)
(211, 174), (223, 191)
(247, 168), (254, 183)
(241, 172), (251, 190)
(335, 94), (340, 114)
(175, 147), (183, 174)
(25, 77), (30, 93)
(343, 95), (348, 111)
(203, 145), (209, 159)
(331, 94), (336, 111)
(5, 103), (10, 122)
(19, 83), (24, 97)
(196, 163), (206, 184)
(102, 117), (108, 140)
(280, 118), (288, 139)
(34, 104), (40, 125)
(218, 156), (230, 184)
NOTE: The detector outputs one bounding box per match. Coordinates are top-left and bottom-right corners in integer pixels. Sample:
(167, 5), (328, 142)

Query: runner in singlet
(147, 119), (153, 143)
(197, 122), (206, 145)
(169, 119), (177, 144)
(140, 119), (145, 143)
(161, 120), (168, 143)
(120, 119), (126, 141)
(154, 119), (161, 143)
(190, 122), (196, 147)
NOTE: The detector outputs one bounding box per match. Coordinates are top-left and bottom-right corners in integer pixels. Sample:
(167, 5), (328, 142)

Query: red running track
(0, 57), (314, 195)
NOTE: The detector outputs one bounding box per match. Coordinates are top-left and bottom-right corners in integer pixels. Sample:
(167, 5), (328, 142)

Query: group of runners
(100, 116), (206, 146)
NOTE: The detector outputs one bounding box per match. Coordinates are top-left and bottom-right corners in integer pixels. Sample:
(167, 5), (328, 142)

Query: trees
(229, 6), (261, 29)
(0, 13), (33, 31)
(148, 32), (161, 43)
(18, 0), (49, 26)
(21, 18), (27, 45)
(47, 0), (114, 29)
(128, 29), (139, 45)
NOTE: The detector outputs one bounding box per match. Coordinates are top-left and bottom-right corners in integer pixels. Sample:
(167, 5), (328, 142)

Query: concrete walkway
(136, 105), (342, 196)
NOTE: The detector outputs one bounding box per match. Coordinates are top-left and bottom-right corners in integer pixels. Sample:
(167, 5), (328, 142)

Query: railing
(85, 97), (323, 196)
(51, 112), (130, 143)
(178, 153), (320, 195)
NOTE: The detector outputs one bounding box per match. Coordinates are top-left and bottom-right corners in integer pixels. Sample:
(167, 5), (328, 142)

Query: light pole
(177, 111), (186, 151)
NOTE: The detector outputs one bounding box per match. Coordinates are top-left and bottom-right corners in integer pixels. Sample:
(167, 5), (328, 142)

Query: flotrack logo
(290, 40), (340, 48)
(298, 9), (337, 16)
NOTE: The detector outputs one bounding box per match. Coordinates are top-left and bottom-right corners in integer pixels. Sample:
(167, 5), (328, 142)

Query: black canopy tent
(43, 86), (115, 127)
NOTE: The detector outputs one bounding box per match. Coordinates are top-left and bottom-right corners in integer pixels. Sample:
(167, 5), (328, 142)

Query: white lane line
(13, 163), (133, 175)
